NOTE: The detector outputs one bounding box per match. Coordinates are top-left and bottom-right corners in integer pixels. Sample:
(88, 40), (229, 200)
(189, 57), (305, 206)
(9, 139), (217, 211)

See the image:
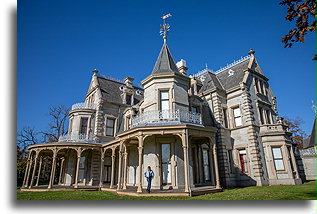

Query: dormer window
(196, 84), (202, 94)
(126, 94), (132, 105)
(192, 106), (199, 113)
(254, 77), (267, 96)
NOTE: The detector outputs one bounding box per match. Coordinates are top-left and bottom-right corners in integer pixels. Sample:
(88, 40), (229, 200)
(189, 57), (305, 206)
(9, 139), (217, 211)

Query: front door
(161, 143), (171, 185)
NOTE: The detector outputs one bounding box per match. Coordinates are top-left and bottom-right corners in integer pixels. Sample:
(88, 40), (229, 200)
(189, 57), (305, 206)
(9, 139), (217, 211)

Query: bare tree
(279, 0), (316, 49)
(283, 116), (307, 149)
(17, 126), (42, 159)
(42, 105), (70, 143)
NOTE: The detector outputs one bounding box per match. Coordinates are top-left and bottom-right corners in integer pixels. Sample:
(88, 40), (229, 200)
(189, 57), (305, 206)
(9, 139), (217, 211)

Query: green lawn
(17, 181), (316, 200)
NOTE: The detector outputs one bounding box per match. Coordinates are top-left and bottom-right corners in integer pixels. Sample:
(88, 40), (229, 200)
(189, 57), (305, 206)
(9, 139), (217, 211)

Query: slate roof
(199, 70), (224, 93)
(97, 75), (143, 105)
(216, 59), (249, 90)
(303, 118), (316, 149)
(152, 42), (180, 74)
(194, 56), (251, 91)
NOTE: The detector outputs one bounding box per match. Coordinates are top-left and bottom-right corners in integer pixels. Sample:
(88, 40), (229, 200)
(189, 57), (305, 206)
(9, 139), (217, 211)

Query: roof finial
(160, 13), (172, 43)
(248, 49), (255, 55)
(205, 63), (208, 69)
(92, 68), (99, 76)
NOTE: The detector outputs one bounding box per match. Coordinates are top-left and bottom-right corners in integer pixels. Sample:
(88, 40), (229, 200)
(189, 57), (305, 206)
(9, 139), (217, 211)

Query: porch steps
(190, 186), (223, 196)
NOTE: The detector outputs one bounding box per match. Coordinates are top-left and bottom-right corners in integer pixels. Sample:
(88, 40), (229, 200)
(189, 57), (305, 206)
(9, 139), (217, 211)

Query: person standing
(144, 166), (154, 193)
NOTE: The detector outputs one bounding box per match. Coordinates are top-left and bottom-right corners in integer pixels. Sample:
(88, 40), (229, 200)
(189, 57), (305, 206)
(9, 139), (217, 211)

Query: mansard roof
(215, 58), (249, 90)
(96, 74), (143, 104)
(194, 55), (266, 92)
(198, 70), (224, 93)
(152, 42), (180, 75)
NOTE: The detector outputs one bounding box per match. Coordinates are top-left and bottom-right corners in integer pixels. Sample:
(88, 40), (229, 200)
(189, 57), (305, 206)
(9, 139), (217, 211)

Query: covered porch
(101, 124), (222, 195)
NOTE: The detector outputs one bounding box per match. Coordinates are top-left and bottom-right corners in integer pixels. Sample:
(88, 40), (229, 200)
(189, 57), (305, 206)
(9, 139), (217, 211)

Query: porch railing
(71, 102), (97, 111)
(131, 109), (202, 128)
(58, 133), (97, 143)
(299, 147), (316, 157)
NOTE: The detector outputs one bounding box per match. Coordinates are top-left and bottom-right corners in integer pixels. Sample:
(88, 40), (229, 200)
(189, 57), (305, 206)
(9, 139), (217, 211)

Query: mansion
(21, 34), (302, 196)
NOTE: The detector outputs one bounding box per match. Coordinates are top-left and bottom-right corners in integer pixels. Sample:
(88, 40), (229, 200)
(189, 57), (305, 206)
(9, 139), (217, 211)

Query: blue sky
(18, 0), (315, 135)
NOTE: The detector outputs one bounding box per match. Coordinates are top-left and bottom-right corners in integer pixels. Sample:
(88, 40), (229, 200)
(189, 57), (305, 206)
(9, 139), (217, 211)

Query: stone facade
(22, 40), (301, 196)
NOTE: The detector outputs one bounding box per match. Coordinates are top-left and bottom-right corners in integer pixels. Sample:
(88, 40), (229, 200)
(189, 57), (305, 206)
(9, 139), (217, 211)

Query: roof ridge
(97, 74), (125, 84)
(215, 55), (250, 74)
(97, 73), (144, 89)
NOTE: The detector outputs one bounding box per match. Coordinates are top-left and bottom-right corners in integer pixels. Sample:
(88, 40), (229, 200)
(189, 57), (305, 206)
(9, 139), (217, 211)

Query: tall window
(227, 150), (233, 173)
(265, 110), (271, 124)
(259, 107), (265, 125)
(160, 91), (169, 111)
(233, 106), (242, 127)
(255, 78), (260, 93)
(78, 156), (86, 182)
(196, 84), (202, 94)
(106, 118), (115, 136)
(223, 108), (228, 128)
(126, 94), (132, 105)
(202, 149), (211, 181)
(239, 149), (248, 173)
(272, 147), (285, 171)
(80, 118), (88, 134)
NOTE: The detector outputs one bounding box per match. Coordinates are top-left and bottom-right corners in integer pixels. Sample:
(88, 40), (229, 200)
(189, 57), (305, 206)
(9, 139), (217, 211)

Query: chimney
(124, 76), (134, 88)
(176, 59), (188, 75)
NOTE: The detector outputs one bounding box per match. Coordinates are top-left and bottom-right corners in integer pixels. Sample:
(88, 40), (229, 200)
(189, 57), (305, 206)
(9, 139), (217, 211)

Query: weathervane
(160, 13), (172, 42)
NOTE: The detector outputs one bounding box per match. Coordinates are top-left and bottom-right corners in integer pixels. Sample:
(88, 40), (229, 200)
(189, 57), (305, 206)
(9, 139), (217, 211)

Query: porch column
(213, 144), (221, 189)
(289, 146), (300, 179)
(48, 150), (57, 189)
(110, 148), (116, 189)
(137, 135), (144, 193)
(35, 156), (43, 186)
(117, 144), (123, 190)
(181, 132), (189, 193)
(74, 148), (82, 188)
(122, 150), (128, 190)
(58, 157), (65, 185)
(22, 157), (31, 187)
(24, 156), (33, 188)
(99, 150), (105, 188)
(29, 152), (39, 188)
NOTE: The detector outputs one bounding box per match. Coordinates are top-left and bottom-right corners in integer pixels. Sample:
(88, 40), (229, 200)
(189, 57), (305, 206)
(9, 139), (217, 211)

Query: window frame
(272, 147), (285, 171)
(238, 149), (249, 174)
(105, 117), (116, 137)
(79, 117), (89, 135)
(159, 90), (170, 111)
(232, 105), (242, 127)
(223, 108), (229, 128)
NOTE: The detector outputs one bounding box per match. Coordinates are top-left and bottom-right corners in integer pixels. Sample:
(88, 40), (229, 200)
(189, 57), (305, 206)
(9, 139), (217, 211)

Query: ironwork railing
(131, 109), (202, 128)
(71, 102), (97, 110)
(58, 133), (97, 143)
(299, 147), (316, 157)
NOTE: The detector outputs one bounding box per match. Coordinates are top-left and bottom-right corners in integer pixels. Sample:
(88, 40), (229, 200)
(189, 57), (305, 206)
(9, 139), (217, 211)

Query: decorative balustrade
(299, 147), (316, 157)
(71, 102), (97, 111)
(131, 109), (202, 128)
(259, 124), (288, 133)
(58, 133), (97, 143)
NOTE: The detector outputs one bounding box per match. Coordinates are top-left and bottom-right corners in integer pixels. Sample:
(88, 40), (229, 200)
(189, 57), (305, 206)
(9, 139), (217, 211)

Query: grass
(17, 181), (316, 200)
